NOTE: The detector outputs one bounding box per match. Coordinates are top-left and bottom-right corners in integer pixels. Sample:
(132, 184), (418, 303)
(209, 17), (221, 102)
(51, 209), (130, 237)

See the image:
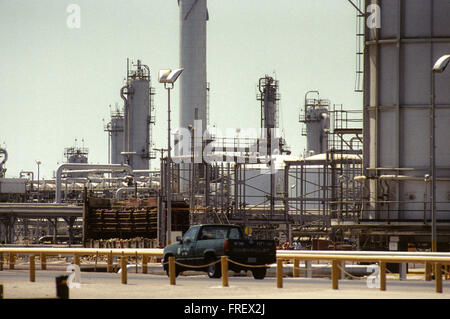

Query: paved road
(1, 267), (449, 299)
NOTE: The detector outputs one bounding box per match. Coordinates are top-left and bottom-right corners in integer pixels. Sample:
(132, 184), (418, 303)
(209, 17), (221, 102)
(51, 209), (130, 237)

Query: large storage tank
(120, 60), (155, 175)
(363, 0), (450, 221)
(179, 0), (208, 132)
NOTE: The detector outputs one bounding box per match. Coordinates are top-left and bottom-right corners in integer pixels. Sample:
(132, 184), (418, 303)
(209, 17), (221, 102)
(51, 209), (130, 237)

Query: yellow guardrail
(0, 248), (449, 294)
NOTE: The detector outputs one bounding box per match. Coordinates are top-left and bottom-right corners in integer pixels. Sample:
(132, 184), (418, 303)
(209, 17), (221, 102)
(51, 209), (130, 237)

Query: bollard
(107, 252), (113, 273)
(9, 253), (15, 270)
(435, 263), (442, 293)
(121, 256), (127, 284)
(425, 262), (432, 281)
(293, 258), (299, 278)
(379, 261), (386, 291)
(40, 253), (46, 270)
(221, 256), (229, 287)
(169, 256), (176, 285)
(331, 260), (339, 290)
(305, 260), (312, 278)
(276, 258), (283, 288)
(56, 275), (69, 299)
(142, 255), (148, 274)
(30, 255), (35, 282)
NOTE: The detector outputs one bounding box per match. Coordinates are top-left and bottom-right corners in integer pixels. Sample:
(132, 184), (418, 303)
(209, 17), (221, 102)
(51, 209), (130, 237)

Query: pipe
(120, 85), (130, 164)
(55, 163), (132, 203)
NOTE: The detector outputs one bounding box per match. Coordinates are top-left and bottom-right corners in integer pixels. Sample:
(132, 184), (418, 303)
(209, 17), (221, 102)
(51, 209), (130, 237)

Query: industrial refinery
(0, 0), (449, 260)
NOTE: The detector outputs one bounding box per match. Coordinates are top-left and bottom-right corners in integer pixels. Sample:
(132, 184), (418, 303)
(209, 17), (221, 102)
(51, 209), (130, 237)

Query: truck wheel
(252, 267), (267, 280)
(206, 257), (221, 278)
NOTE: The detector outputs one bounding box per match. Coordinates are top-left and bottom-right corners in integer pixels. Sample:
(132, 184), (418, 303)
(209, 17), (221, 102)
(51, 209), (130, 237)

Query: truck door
(178, 226), (199, 264)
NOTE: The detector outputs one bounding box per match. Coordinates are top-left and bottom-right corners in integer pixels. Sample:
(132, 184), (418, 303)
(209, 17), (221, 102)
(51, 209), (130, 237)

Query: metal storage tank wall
(363, 0), (450, 220)
(178, 0), (208, 193)
(128, 79), (150, 172)
(179, 0), (208, 132)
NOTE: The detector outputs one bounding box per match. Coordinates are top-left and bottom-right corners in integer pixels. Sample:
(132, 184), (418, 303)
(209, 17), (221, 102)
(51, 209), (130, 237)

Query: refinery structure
(0, 0), (449, 256)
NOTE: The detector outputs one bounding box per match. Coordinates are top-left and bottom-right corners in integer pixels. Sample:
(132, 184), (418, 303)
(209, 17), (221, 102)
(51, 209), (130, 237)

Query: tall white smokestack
(178, 0), (208, 133)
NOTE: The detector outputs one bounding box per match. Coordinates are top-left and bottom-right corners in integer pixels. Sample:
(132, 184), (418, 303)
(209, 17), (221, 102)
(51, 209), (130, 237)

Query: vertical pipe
(221, 256), (229, 287)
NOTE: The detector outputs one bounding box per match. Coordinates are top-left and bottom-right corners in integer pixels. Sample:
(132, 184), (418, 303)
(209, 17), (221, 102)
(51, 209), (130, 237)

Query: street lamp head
(433, 54), (450, 73)
(158, 68), (184, 84)
(36, 160), (41, 165)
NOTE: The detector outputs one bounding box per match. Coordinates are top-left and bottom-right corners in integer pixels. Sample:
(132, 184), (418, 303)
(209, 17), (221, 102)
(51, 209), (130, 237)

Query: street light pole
(158, 68), (183, 246)
(431, 54), (450, 252)
(166, 82), (173, 245)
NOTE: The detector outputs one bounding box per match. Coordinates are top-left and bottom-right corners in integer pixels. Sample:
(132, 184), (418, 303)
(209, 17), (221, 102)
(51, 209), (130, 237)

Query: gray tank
(363, 0), (450, 221)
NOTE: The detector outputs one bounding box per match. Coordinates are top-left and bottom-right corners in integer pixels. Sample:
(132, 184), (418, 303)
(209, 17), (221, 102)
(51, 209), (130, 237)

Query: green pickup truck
(162, 224), (276, 279)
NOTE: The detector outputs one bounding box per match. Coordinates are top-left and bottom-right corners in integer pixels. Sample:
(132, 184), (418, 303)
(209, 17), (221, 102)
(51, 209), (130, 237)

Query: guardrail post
(121, 256), (127, 284)
(435, 263), (442, 293)
(221, 256), (229, 287)
(293, 258), (299, 278)
(379, 261), (386, 291)
(305, 260), (312, 278)
(425, 262), (432, 281)
(169, 256), (176, 286)
(0, 252), (3, 271)
(29, 255), (35, 282)
(276, 258), (283, 288)
(142, 255), (148, 274)
(9, 253), (15, 270)
(331, 260), (339, 290)
(40, 253), (46, 270)
(0, 284), (3, 299)
(107, 252), (113, 273)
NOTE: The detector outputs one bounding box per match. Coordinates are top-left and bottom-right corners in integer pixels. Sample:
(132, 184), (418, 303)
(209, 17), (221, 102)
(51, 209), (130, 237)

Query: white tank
(363, 0), (450, 220)
(179, 0), (208, 132)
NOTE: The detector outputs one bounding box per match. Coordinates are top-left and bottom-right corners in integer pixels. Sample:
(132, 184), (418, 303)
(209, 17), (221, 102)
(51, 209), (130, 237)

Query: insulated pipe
(120, 85), (130, 164)
(55, 163), (132, 203)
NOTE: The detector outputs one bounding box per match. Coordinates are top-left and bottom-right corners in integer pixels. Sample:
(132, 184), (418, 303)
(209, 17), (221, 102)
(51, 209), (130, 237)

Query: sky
(0, 0), (363, 179)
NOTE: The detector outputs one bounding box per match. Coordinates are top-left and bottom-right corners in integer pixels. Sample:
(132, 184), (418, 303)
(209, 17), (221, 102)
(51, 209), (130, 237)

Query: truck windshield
(199, 226), (242, 240)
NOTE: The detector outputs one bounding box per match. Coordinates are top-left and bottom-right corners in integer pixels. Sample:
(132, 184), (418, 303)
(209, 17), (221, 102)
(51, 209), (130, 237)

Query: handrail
(0, 248), (449, 294)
